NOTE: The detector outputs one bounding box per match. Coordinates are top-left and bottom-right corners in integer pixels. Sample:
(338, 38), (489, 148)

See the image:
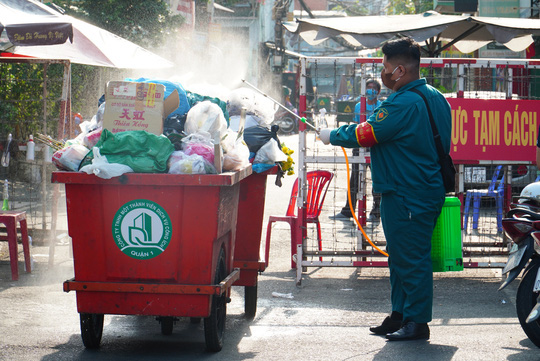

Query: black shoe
(386, 321), (430, 341)
(369, 316), (402, 335)
(329, 212), (351, 220)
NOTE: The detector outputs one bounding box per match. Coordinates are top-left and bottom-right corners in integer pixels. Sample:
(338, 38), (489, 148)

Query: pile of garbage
(48, 79), (293, 182)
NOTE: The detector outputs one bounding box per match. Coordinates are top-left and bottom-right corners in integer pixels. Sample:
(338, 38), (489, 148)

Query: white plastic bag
(78, 102), (104, 135)
(82, 127), (103, 149)
(79, 148), (134, 179)
(52, 144), (90, 171)
(223, 139), (250, 172)
(228, 114), (262, 132)
(254, 138), (287, 164)
(184, 101), (227, 144)
(227, 88), (274, 127)
(181, 131), (215, 164)
(168, 151), (216, 174)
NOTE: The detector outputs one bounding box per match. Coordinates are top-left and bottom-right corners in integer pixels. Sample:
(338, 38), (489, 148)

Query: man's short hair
(366, 79), (381, 92)
(382, 37), (421, 67)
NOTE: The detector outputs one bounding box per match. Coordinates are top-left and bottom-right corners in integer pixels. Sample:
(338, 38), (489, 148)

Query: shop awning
(0, 0), (73, 46)
(284, 11), (540, 56)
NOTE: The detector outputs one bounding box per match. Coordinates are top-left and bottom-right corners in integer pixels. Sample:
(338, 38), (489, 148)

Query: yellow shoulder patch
(375, 108), (389, 122)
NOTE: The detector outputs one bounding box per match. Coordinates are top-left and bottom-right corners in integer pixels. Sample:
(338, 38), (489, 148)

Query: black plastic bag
(243, 125), (281, 154)
(163, 113), (186, 136)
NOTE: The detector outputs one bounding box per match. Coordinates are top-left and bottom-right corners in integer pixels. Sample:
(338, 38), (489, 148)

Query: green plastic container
(316, 97), (330, 110)
(336, 101), (356, 125)
(431, 197), (463, 272)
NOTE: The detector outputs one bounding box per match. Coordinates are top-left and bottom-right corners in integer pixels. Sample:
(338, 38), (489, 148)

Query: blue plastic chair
(463, 165), (505, 233)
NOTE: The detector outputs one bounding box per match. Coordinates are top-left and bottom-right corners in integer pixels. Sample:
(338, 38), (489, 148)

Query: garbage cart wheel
(244, 285), (257, 321)
(204, 248), (227, 352)
(80, 313), (104, 349)
(159, 316), (175, 335)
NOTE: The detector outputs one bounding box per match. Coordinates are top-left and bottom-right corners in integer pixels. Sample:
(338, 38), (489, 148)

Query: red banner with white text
(447, 98), (538, 163)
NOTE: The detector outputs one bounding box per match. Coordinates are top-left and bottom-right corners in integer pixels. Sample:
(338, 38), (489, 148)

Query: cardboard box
(102, 81), (179, 135)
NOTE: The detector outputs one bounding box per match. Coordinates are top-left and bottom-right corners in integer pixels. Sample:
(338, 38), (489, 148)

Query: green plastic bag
(79, 129), (175, 173)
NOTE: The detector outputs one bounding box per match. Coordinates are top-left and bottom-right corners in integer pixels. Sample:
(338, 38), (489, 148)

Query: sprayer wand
(241, 79), (320, 134)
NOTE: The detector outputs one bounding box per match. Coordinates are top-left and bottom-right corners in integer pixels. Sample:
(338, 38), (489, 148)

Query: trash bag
(79, 147), (134, 179)
(186, 91), (229, 125)
(79, 129), (174, 173)
(254, 138), (287, 164)
(184, 101), (227, 144)
(82, 128), (102, 149)
(125, 77), (191, 117)
(52, 144), (90, 171)
(227, 88), (275, 127)
(243, 125), (281, 154)
(229, 114), (263, 132)
(163, 113), (186, 136)
(166, 133), (185, 151)
(223, 138), (250, 172)
(181, 131), (215, 164)
(168, 151), (216, 175)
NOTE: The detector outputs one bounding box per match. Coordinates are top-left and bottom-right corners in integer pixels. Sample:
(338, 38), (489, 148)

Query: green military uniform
(329, 78), (451, 323)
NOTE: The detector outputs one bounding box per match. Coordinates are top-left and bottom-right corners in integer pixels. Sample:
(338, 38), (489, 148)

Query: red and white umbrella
(0, 0), (173, 69)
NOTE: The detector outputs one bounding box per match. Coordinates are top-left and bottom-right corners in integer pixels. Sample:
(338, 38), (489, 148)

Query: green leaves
(54, 0), (184, 48)
(386, 0), (434, 15)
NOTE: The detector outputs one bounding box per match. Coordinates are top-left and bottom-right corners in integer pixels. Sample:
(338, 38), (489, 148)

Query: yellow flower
(280, 142), (295, 176)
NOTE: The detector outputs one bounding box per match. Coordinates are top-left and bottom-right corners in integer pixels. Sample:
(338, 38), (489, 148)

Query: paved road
(0, 134), (538, 360)
(0, 245), (536, 360)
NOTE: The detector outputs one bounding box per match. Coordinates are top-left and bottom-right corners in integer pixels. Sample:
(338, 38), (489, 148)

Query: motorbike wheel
(516, 261), (540, 347)
(275, 116), (297, 135)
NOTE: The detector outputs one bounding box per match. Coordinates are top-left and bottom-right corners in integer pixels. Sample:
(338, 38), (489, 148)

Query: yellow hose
(341, 147), (389, 257)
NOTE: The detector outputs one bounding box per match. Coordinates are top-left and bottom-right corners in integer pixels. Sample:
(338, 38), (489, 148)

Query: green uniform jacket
(330, 78), (451, 197)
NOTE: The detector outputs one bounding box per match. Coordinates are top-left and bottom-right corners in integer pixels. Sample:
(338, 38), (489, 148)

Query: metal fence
(289, 56), (540, 284)
(0, 58), (163, 265)
(0, 58), (71, 263)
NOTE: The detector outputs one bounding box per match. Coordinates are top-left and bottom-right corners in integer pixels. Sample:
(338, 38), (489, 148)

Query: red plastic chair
(265, 170), (333, 268)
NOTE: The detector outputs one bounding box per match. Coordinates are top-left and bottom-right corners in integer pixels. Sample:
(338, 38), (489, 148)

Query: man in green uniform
(320, 37), (451, 341)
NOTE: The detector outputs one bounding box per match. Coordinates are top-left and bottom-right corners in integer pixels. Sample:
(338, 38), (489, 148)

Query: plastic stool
(0, 211), (31, 280)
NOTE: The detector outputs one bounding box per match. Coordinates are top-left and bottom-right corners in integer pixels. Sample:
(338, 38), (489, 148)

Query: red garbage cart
(52, 167), (251, 352)
(234, 167), (277, 320)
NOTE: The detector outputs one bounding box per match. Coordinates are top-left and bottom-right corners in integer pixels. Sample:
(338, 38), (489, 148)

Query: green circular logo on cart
(112, 199), (172, 260)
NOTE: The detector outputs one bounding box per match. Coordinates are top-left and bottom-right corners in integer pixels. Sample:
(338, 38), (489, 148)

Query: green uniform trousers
(380, 191), (445, 323)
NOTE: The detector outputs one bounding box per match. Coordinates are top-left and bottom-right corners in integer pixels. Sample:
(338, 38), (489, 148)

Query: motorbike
(272, 106), (298, 135)
(499, 181), (540, 347)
